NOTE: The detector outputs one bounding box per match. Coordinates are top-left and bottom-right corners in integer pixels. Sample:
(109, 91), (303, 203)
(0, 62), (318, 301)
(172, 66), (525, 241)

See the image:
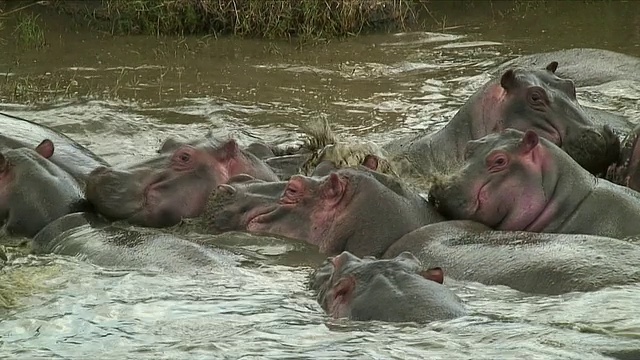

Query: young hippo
(202, 166), (445, 257)
(429, 129), (640, 239)
(85, 137), (279, 228)
(308, 251), (467, 323)
(0, 140), (89, 238)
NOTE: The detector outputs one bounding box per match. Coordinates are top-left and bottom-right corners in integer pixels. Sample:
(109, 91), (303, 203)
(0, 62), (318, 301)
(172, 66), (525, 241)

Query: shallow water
(1, 2), (640, 359)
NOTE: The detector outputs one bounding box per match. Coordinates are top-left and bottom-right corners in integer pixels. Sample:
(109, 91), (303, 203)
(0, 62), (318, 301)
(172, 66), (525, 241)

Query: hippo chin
(85, 137), (278, 228)
(308, 251), (467, 323)
(0, 140), (89, 238)
(202, 165), (444, 257)
(429, 129), (640, 239)
(384, 220), (640, 295)
(384, 62), (620, 177)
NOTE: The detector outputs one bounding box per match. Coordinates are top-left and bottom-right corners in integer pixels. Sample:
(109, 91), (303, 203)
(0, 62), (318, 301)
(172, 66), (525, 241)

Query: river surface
(1, 2), (640, 359)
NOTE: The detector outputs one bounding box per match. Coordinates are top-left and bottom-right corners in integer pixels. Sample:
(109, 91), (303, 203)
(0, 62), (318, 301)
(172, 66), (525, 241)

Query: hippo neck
(524, 147), (596, 232)
(410, 80), (504, 175)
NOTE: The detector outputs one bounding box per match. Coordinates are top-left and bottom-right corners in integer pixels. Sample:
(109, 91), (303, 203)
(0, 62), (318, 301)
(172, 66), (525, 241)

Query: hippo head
(308, 251), (466, 322)
(429, 129), (571, 232)
(0, 140), (88, 237)
(480, 62), (619, 174)
(205, 166), (443, 257)
(85, 138), (278, 228)
(606, 123), (640, 192)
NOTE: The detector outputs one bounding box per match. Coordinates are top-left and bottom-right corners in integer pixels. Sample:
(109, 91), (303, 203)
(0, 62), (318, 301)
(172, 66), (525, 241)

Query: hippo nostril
(217, 184), (236, 195)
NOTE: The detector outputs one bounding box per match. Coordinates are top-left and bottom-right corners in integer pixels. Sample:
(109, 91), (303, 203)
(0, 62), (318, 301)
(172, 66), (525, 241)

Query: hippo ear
(420, 267), (444, 284)
(546, 61), (559, 73)
(521, 130), (540, 153)
(362, 154), (379, 171)
(500, 69), (517, 91)
(219, 139), (240, 160)
(324, 172), (346, 203)
(35, 139), (55, 159)
(158, 137), (183, 153)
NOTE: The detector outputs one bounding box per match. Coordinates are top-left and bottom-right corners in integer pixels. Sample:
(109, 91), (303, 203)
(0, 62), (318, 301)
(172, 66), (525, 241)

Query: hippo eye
(179, 153), (191, 162)
(527, 87), (548, 106)
(488, 153), (509, 172)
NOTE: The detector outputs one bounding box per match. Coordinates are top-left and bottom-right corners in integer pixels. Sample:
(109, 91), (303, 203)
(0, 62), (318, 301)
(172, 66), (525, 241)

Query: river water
(1, 2), (640, 359)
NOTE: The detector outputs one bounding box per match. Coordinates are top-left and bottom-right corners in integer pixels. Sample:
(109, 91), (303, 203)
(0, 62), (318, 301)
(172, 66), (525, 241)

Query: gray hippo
(31, 212), (238, 272)
(308, 251), (467, 323)
(384, 62), (621, 177)
(383, 220), (640, 295)
(0, 112), (108, 184)
(492, 48), (640, 134)
(494, 48), (640, 88)
(0, 140), (90, 238)
(201, 164), (444, 257)
(429, 129), (640, 239)
(607, 123), (640, 193)
(85, 136), (279, 228)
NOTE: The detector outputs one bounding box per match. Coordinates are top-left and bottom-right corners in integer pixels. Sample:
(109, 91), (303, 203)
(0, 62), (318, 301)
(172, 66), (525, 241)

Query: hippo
(85, 136), (279, 228)
(308, 251), (467, 323)
(384, 62), (621, 178)
(0, 140), (90, 238)
(429, 129), (640, 239)
(492, 48), (640, 134)
(201, 164), (444, 257)
(0, 112), (109, 183)
(607, 123), (640, 192)
(493, 48), (640, 88)
(384, 220), (640, 295)
(31, 212), (239, 272)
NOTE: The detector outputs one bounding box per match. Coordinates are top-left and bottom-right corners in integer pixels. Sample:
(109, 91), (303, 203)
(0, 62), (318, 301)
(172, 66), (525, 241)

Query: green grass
(13, 12), (46, 49)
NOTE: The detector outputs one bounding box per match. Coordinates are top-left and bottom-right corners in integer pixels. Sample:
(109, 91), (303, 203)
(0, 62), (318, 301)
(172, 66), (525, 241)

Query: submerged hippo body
(429, 129), (640, 239)
(0, 140), (89, 238)
(309, 251), (467, 323)
(494, 48), (640, 88)
(86, 136), (279, 228)
(203, 165), (444, 257)
(384, 62), (620, 177)
(0, 112), (108, 182)
(384, 220), (640, 295)
(32, 212), (238, 272)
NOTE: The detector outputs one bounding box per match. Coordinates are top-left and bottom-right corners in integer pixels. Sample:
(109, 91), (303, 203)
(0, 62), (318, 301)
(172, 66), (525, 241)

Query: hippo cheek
(325, 276), (356, 319)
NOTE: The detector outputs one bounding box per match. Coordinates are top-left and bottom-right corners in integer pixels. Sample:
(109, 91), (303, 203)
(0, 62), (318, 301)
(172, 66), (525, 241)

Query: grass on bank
(54, 0), (424, 39)
(13, 13), (46, 49)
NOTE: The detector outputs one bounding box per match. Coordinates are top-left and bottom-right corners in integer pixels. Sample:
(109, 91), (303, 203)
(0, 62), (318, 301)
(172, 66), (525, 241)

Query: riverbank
(0, 0), (637, 105)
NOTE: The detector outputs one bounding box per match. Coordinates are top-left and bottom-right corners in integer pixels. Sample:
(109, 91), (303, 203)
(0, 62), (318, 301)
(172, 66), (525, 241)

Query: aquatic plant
(54, 0), (423, 39)
(13, 13), (46, 49)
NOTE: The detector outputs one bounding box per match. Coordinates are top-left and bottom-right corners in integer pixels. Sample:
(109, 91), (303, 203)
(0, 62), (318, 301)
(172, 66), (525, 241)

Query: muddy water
(1, 2), (640, 359)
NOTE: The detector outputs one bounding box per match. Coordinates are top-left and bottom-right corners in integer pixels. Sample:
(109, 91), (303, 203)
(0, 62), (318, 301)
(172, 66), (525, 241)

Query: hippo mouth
(245, 205), (279, 230)
(472, 179), (491, 215)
